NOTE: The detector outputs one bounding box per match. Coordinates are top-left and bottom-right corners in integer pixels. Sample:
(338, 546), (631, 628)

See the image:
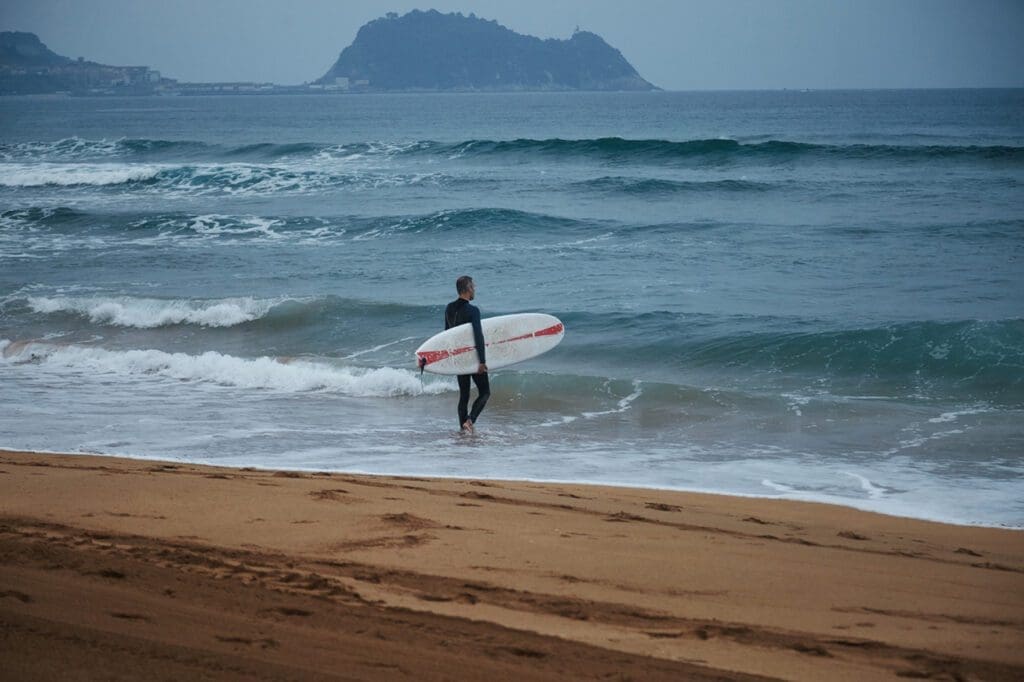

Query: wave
(0, 161), (452, 193)
(353, 207), (586, 238)
(0, 163), (166, 187)
(0, 137), (127, 161)
(4, 136), (1021, 165)
(0, 207), (590, 246)
(0, 137), (303, 162)
(9, 208), (994, 246)
(0, 208), (319, 240)
(0, 161), (775, 200)
(0, 137), (438, 164)
(5, 292), (440, 333)
(22, 295), (285, 328)
(439, 137), (1024, 165)
(569, 176), (773, 195)
(0, 206), (91, 226)
(446, 137), (758, 162)
(563, 314), (1024, 397)
(690, 320), (1023, 384)
(0, 339), (451, 397)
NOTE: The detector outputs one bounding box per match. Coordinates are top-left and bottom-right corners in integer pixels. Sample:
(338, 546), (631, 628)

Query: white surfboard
(415, 313), (564, 375)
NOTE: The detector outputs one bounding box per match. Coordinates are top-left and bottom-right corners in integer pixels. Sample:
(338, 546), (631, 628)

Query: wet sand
(1, 448), (1022, 680)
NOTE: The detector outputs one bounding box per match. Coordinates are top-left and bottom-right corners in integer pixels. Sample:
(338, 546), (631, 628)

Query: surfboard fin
(418, 356), (427, 375)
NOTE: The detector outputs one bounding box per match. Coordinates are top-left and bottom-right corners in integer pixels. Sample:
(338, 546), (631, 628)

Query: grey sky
(2, 1), (1021, 90)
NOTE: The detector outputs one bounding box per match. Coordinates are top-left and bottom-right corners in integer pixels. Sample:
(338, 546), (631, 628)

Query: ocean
(1, 90), (1022, 527)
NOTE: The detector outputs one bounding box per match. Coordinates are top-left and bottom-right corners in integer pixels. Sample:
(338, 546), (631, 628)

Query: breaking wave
(0, 162), (450, 193)
(23, 295), (284, 328)
(0, 339), (451, 397)
(3, 136), (1020, 165)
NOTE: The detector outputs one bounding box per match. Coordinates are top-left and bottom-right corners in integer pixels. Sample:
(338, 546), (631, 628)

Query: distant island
(315, 10), (657, 92)
(1, 11), (657, 96)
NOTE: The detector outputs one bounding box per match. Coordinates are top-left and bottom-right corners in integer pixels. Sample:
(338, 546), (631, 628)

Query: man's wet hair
(456, 275), (474, 294)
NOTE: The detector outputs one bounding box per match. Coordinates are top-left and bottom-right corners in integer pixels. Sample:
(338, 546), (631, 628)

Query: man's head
(456, 275), (475, 300)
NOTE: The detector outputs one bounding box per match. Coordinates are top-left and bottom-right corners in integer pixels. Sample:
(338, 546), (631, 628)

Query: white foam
(0, 137), (122, 161)
(760, 479), (796, 493)
(26, 295), (281, 328)
(542, 381), (643, 426)
(538, 414), (580, 427)
(0, 162), (164, 187)
(928, 405), (992, 424)
(581, 381), (643, 419)
(897, 429), (965, 451)
(0, 252), (47, 260)
(841, 472), (886, 499)
(0, 340), (452, 397)
(781, 392), (814, 416)
(340, 337), (418, 360)
(185, 214), (284, 238)
(561, 232), (615, 247)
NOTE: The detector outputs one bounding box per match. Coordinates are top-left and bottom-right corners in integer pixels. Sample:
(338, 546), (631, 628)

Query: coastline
(1, 448), (1021, 680)
(9, 442), (1017, 531)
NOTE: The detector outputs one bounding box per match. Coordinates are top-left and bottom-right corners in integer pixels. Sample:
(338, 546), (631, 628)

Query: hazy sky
(2, 0), (1022, 90)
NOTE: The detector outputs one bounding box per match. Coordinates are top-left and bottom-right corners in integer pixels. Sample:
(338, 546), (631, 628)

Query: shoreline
(7, 444), (1017, 531)
(2, 447), (1022, 680)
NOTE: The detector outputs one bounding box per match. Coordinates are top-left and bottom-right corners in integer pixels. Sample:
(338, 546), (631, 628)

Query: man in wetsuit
(445, 275), (489, 432)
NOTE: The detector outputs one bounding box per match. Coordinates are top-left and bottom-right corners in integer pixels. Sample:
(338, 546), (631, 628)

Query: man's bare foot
(462, 419), (474, 433)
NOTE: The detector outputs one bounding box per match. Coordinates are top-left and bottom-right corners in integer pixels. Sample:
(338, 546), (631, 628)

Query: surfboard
(415, 313), (564, 375)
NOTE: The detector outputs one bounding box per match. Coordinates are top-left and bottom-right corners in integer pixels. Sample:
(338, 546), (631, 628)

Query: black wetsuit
(445, 298), (490, 429)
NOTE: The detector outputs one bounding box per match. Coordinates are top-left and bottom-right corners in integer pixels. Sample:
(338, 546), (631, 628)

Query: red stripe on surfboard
(416, 322), (564, 367)
(496, 323), (564, 345)
(417, 345), (475, 365)
(534, 322), (564, 337)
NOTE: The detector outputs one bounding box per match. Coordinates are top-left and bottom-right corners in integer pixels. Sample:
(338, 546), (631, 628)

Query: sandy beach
(1, 448), (1021, 680)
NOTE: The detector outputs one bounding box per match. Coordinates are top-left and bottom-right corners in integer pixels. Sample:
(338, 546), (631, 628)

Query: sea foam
(0, 340), (450, 397)
(26, 295), (282, 328)
(0, 163), (165, 187)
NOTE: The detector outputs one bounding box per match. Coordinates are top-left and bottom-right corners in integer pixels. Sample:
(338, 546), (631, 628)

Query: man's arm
(469, 306), (487, 369)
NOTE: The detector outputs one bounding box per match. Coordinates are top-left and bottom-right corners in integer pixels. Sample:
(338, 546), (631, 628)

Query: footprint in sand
(645, 502), (683, 512)
(838, 530), (870, 541)
(215, 635), (279, 649)
(0, 590), (33, 603)
(109, 612), (151, 622)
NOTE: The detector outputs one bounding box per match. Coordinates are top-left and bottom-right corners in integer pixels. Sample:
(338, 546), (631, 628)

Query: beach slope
(1, 449), (1021, 680)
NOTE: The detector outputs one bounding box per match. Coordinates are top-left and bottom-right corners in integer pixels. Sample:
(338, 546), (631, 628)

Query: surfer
(445, 275), (489, 432)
